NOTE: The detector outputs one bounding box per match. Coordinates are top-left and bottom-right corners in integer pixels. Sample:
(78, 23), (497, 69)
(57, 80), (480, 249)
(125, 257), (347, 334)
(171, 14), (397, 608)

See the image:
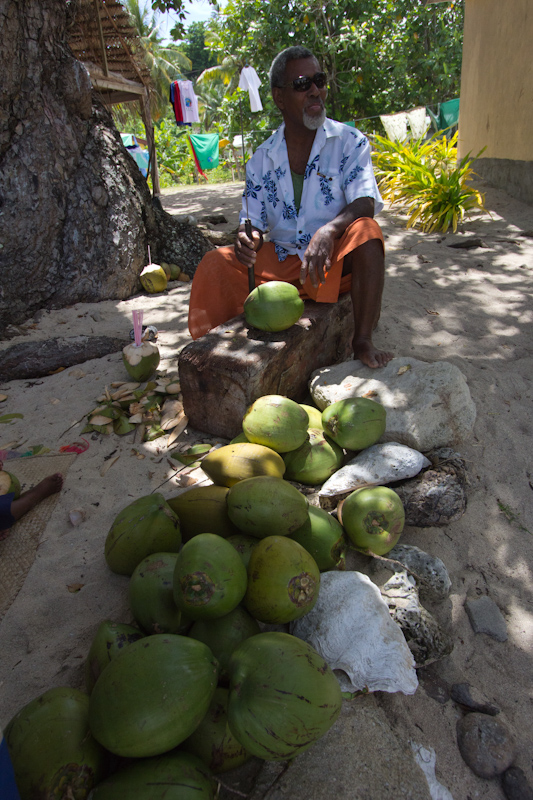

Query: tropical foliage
(372, 132), (486, 233)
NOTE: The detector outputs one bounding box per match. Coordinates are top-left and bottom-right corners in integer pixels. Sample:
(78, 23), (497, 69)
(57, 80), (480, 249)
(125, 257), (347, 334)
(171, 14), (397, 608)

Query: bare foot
(10, 473), (63, 522)
(353, 338), (394, 369)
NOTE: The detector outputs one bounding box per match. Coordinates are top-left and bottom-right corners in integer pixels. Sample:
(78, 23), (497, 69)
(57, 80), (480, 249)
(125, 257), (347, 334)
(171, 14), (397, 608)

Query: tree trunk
(0, 0), (212, 335)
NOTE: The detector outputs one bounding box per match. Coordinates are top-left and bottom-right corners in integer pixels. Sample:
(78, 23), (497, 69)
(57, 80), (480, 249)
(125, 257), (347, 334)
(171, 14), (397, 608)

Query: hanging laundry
(380, 112), (409, 143)
(406, 107), (430, 140)
(178, 79), (200, 123)
(187, 136), (208, 180)
(239, 66), (263, 112)
(169, 81), (185, 125)
(189, 134), (220, 170)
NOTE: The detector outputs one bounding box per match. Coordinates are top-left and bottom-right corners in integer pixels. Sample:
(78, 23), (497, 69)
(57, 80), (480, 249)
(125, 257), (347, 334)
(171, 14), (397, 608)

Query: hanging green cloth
(188, 133), (220, 170)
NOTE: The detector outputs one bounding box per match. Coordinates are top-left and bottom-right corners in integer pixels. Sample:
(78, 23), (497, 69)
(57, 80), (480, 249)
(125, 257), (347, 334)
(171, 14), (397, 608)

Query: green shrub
(372, 132), (486, 233)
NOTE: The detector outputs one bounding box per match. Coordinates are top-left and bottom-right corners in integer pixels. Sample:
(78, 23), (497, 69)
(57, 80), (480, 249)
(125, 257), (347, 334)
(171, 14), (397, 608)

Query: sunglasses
(283, 72), (328, 92)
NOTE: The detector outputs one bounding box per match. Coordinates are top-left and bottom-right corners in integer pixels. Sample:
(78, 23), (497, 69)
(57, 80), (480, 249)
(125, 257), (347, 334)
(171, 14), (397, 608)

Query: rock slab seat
(309, 356), (476, 452)
(178, 295), (354, 439)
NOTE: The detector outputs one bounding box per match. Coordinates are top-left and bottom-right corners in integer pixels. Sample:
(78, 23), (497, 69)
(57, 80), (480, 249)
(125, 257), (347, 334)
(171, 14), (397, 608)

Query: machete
(239, 95), (255, 294)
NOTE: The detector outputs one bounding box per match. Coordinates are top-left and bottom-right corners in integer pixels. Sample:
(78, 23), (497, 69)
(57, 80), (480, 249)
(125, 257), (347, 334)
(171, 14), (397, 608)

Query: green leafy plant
(372, 132), (486, 233)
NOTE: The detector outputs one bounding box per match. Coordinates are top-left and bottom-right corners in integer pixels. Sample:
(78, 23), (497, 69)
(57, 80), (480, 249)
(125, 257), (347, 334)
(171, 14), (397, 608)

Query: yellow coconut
(139, 264), (168, 294)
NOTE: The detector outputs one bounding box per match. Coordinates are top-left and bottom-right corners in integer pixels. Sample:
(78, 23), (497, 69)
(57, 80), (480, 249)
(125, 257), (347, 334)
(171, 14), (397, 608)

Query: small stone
(450, 682), (500, 716)
(417, 664), (450, 704)
(464, 595), (508, 641)
(381, 571), (454, 667)
(502, 766), (533, 800)
(456, 712), (516, 778)
(394, 448), (468, 527)
(386, 543), (451, 603)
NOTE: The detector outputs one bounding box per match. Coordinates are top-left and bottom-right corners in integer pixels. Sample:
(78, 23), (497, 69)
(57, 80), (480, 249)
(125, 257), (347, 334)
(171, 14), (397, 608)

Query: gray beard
(303, 107), (326, 130)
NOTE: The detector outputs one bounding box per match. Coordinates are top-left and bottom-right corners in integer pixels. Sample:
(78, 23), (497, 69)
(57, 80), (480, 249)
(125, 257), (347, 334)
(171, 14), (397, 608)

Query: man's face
(273, 57), (327, 131)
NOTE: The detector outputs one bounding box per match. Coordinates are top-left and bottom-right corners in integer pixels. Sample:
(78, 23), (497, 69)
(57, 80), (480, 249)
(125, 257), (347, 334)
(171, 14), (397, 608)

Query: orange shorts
(188, 216), (384, 340)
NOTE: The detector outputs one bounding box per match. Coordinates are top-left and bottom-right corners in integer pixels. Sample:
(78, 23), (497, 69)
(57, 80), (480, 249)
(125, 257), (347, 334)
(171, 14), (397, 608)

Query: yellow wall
(458, 0), (533, 162)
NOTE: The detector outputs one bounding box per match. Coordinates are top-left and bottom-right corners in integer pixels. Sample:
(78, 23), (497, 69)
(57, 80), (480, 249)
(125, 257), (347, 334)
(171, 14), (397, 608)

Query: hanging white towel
(239, 66), (263, 112)
(178, 79), (200, 123)
(380, 112), (409, 143)
(406, 107), (430, 140)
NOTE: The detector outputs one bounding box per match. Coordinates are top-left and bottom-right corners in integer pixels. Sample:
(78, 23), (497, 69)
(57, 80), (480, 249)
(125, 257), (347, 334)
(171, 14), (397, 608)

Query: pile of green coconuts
(5, 392), (407, 800)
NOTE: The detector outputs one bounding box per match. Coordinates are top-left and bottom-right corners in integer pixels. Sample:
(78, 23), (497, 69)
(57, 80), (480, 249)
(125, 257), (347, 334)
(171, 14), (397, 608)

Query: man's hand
(235, 227), (263, 267)
(300, 225), (336, 288)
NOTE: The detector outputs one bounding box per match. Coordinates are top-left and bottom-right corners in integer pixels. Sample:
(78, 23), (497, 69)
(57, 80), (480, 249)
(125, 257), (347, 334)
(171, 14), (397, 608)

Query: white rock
(319, 441), (431, 500)
(290, 571), (418, 695)
(309, 357), (476, 452)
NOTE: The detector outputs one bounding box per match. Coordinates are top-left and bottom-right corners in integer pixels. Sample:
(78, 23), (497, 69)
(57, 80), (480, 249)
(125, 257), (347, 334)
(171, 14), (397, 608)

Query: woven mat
(0, 453), (77, 622)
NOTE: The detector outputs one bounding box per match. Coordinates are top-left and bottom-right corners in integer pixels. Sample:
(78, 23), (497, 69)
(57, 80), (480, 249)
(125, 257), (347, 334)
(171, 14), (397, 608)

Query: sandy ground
(0, 179), (532, 799)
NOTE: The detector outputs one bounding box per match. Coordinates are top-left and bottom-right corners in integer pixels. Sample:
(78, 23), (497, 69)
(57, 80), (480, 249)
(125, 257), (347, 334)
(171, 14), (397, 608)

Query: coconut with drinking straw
(122, 306), (160, 382)
(139, 244), (168, 293)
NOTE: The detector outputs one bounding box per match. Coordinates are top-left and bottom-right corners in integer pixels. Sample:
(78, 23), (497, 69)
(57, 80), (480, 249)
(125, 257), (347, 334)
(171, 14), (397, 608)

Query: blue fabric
(0, 493), (15, 531)
(0, 734), (21, 799)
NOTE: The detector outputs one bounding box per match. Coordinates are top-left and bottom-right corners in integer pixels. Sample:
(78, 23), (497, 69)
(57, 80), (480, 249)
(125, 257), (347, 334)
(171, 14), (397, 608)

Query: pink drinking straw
(132, 310), (143, 347)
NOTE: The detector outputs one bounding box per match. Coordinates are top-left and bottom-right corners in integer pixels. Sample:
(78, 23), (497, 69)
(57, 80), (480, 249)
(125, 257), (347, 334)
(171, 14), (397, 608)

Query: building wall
(458, 0), (533, 203)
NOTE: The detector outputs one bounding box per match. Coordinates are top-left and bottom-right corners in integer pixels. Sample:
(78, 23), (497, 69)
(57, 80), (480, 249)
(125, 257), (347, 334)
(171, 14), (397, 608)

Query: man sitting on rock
(188, 45), (393, 369)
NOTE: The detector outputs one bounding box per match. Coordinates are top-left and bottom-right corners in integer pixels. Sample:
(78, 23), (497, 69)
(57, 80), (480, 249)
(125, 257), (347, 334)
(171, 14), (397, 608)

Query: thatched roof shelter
(68, 0), (161, 194)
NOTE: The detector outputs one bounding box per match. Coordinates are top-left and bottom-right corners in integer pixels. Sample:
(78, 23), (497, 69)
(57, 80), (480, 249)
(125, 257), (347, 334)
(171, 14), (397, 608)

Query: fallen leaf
(48, 367), (65, 375)
(362, 390), (378, 398)
(50, 398), (61, 405)
(0, 395), (7, 402)
(166, 415), (188, 447)
(397, 365), (412, 375)
(69, 368), (86, 378)
(67, 583), (84, 593)
(425, 309), (440, 315)
(100, 455), (120, 477)
(0, 413), (23, 423)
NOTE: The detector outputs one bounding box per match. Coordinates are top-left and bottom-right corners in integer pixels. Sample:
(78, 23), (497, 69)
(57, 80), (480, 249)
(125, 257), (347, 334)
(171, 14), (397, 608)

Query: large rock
(248, 695), (432, 800)
(179, 294), (354, 439)
(309, 357), (476, 452)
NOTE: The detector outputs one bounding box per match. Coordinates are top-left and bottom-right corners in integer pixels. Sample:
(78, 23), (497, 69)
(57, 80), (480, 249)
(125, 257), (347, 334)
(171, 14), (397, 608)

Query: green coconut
(104, 493), (181, 576)
(242, 394), (309, 453)
(282, 427), (344, 485)
(181, 687), (252, 774)
(340, 485), (405, 555)
(129, 552), (187, 635)
(300, 403), (324, 430)
(88, 634), (218, 758)
(139, 263), (168, 293)
(243, 280), (304, 332)
(200, 442), (286, 488)
(289, 505), (347, 571)
(89, 749), (214, 800)
(321, 397), (386, 451)
(244, 535), (320, 624)
(5, 687), (106, 799)
(0, 469), (21, 499)
(173, 533), (248, 620)
(226, 475), (309, 539)
(167, 485), (240, 542)
(85, 620), (144, 693)
(122, 340), (160, 382)
(226, 533), (258, 568)
(227, 632), (342, 761)
(188, 605), (261, 684)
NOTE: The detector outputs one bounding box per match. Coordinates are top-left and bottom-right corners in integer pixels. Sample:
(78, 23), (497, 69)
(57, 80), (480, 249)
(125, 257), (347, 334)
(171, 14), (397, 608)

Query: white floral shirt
(240, 118), (383, 261)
